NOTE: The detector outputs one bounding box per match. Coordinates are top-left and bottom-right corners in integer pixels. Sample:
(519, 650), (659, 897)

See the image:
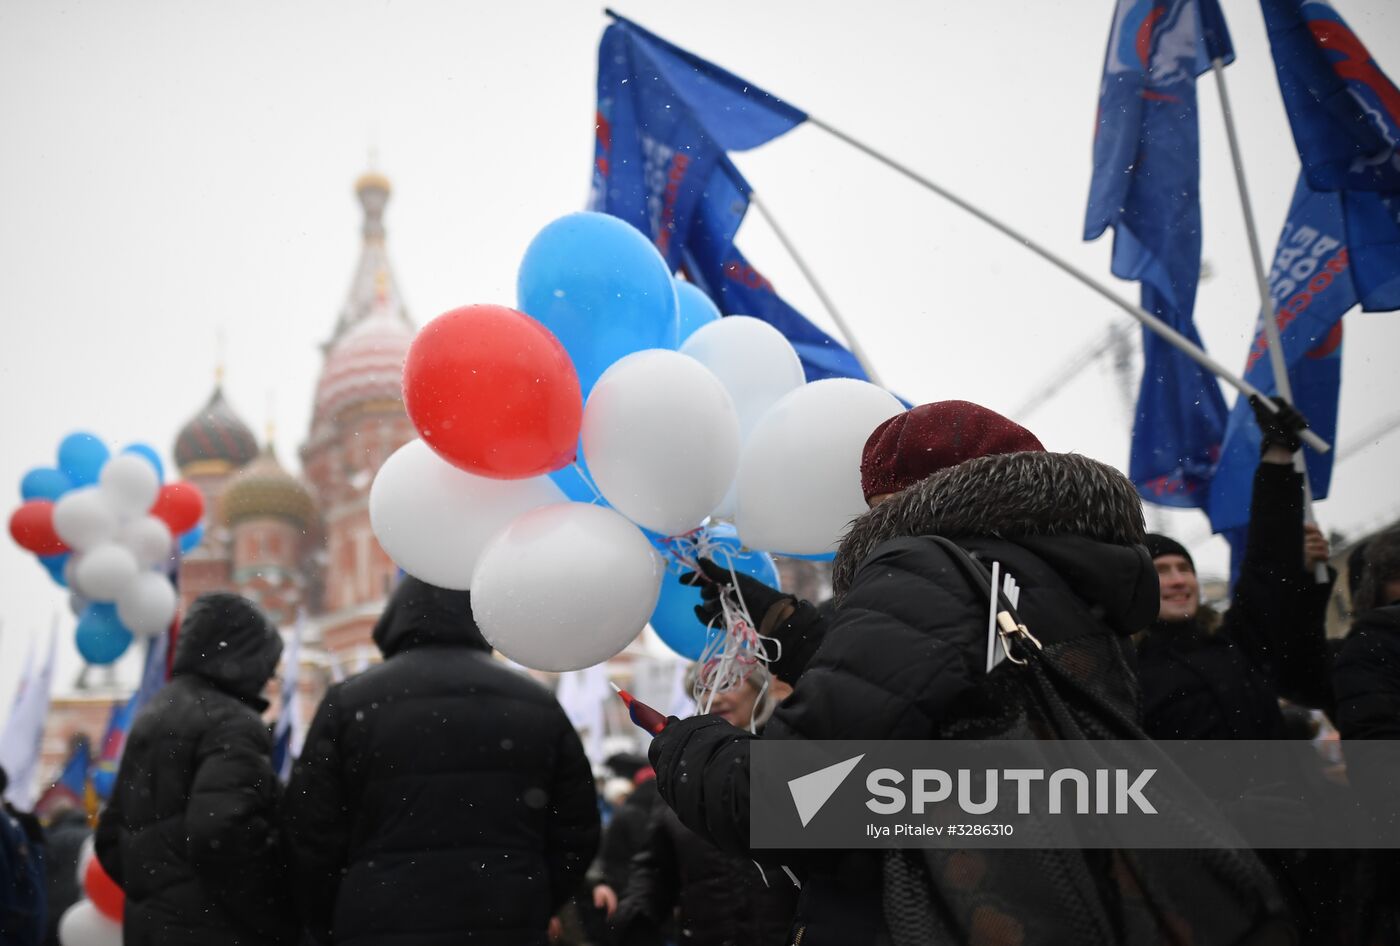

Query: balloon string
(668, 527), (778, 724)
(571, 461), (607, 505)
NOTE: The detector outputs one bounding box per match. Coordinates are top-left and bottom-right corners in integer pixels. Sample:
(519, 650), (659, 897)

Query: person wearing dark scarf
(651, 401), (1288, 946)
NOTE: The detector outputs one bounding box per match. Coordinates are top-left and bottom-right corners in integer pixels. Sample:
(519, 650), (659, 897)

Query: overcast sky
(2, 0), (1398, 712)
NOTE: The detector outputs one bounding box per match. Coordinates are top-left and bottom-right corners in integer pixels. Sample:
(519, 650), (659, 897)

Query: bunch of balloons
(372, 211), (901, 674)
(58, 840), (123, 946)
(8, 433), (204, 665)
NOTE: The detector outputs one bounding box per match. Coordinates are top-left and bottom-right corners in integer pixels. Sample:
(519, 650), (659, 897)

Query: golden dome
(355, 171), (392, 195)
(222, 444), (315, 529)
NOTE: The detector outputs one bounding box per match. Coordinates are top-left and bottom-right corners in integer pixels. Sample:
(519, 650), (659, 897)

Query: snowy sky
(2, 0), (1398, 713)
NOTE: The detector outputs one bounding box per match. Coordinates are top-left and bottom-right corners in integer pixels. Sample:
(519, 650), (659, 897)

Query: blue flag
(1085, 0), (1233, 507)
(1209, 2), (1400, 544)
(1260, 0), (1400, 194)
(591, 12), (866, 382)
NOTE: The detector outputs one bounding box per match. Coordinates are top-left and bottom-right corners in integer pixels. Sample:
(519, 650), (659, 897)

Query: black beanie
(1144, 534), (1195, 572)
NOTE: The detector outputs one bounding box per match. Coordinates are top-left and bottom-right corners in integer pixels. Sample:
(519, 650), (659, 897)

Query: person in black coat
(1333, 527), (1400, 825)
(94, 592), (295, 946)
(41, 804), (89, 946)
(1135, 399), (1334, 742)
(649, 401), (1288, 946)
(282, 576), (600, 946)
(614, 668), (797, 946)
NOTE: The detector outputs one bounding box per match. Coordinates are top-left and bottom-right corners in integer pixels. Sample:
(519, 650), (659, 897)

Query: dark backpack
(881, 538), (1296, 946)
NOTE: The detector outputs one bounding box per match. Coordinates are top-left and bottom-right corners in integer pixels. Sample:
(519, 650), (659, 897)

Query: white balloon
(73, 544), (140, 602)
(471, 503), (662, 671)
(581, 350), (740, 536)
(53, 487), (119, 552)
(58, 901), (122, 946)
(98, 453), (160, 518)
(369, 439), (566, 591)
(736, 379), (904, 556)
(679, 316), (806, 441)
(118, 516), (173, 568)
(116, 571), (178, 636)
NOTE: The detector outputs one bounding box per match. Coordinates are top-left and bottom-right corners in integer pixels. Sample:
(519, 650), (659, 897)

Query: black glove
(1249, 394), (1308, 454)
(679, 557), (793, 630)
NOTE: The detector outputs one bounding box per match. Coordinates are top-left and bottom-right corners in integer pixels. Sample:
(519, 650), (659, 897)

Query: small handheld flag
(610, 682), (670, 735)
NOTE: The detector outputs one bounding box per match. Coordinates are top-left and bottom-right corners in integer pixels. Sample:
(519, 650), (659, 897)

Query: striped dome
(313, 314), (412, 424)
(173, 386), (259, 473)
(222, 445), (315, 528)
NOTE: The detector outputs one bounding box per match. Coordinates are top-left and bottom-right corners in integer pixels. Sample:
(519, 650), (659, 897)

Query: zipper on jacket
(792, 924), (805, 945)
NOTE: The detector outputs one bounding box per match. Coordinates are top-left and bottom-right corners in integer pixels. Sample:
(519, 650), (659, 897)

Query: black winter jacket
(282, 577), (600, 946)
(1334, 604), (1400, 827)
(42, 810), (90, 946)
(1137, 463), (1334, 741)
(597, 777), (662, 895)
(614, 802), (798, 946)
(94, 592), (294, 946)
(650, 452), (1287, 946)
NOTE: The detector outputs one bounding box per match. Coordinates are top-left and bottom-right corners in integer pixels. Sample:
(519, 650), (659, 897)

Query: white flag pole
(805, 114), (1331, 455)
(1210, 57), (1330, 583)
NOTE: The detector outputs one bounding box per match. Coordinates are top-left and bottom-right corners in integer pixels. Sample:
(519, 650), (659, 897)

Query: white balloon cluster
(53, 454), (178, 636)
(371, 306), (902, 673)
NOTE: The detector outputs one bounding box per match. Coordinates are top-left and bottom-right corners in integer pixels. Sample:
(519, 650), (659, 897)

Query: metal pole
(747, 191), (884, 386)
(805, 114), (1332, 454)
(1211, 58), (1329, 582)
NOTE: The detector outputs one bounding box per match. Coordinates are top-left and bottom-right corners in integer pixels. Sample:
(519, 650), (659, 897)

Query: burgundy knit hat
(860, 400), (1045, 502)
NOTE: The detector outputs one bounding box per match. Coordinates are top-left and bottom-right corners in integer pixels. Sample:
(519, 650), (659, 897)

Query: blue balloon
(517, 212), (679, 397)
(57, 433), (110, 487)
(650, 523), (782, 660)
(38, 552), (70, 587)
(675, 281), (722, 343)
(121, 443), (165, 483)
(784, 550), (837, 563)
(75, 603), (134, 665)
(20, 467), (73, 502)
(178, 522), (206, 554)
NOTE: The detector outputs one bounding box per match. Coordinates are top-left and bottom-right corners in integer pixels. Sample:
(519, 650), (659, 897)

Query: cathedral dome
(312, 313), (413, 425)
(173, 385), (259, 475)
(222, 444), (315, 529)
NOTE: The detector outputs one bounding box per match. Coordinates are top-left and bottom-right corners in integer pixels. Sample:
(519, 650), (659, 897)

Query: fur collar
(832, 452), (1146, 600)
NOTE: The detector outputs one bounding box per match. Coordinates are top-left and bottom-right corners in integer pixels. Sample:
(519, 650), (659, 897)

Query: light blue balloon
(121, 443), (165, 483)
(57, 433), (110, 487)
(650, 523), (782, 660)
(675, 281), (722, 343)
(517, 212), (679, 397)
(178, 522), (206, 554)
(75, 603), (134, 665)
(38, 553), (70, 587)
(784, 550), (837, 563)
(20, 467), (73, 502)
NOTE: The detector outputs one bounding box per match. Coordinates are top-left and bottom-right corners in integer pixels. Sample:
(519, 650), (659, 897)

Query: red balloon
(150, 482), (205, 534)
(403, 304), (583, 479)
(84, 855), (124, 921)
(8, 500), (68, 555)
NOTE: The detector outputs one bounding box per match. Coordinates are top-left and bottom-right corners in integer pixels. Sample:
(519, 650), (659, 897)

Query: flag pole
(805, 114), (1331, 454)
(1209, 58), (1329, 582)
(747, 190), (884, 385)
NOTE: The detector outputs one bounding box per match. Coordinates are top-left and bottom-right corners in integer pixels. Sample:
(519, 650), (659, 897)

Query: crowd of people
(3, 396), (1400, 945)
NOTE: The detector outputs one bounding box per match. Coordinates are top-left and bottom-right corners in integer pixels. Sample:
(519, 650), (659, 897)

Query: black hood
(171, 592), (282, 703)
(372, 575), (491, 658)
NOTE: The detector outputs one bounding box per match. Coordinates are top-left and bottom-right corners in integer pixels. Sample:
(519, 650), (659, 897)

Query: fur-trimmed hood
(832, 451), (1147, 600)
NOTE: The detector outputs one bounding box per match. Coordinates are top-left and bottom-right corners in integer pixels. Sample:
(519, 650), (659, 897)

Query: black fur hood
(832, 451), (1147, 600)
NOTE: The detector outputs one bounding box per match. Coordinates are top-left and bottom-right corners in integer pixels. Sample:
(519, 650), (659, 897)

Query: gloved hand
(1249, 394), (1309, 455)
(679, 557), (794, 631)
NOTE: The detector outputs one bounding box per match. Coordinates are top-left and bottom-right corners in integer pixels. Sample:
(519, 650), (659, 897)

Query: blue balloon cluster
(650, 523), (781, 660)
